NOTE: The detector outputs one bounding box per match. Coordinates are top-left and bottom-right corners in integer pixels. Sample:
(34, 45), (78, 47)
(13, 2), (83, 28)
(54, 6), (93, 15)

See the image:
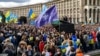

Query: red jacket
(39, 41), (45, 53)
(91, 31), (96, 43)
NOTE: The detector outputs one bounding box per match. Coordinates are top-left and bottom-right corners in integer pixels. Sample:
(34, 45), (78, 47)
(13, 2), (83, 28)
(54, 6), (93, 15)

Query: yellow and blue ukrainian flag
(28, 9), (36, 20)
(0, 16), (2, 23)
(9, 13), (18, 23)
(5, 11), (11, 23)
(13, 14), (18, 23)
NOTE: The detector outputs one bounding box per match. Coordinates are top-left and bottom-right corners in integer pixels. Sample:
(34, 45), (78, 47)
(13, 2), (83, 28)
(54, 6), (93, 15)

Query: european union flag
(35, 4), (47, 25)
(35, 5), (58, 27)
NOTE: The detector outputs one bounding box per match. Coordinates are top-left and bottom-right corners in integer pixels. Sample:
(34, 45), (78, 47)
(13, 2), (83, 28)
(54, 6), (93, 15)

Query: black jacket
(97, 33), (100, 41)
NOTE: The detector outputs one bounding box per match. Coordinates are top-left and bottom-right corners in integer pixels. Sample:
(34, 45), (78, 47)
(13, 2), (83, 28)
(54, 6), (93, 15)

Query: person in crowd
(60, 34), (69, 56)
(0, 24), (99, 56)
(21, 34), (28, 43)
(65, 40), (73, 56)
(22, 53), (27, 56)
(88, 32), (94, 50)
(39, 40), (45, 53)
(79, 31), (88, 53)
(55, 33), (63, 46)
(33, 46), (41, 56)
(71, 33), (78, 49)
(25, 45), (33, 56)
(11, 36), (18, 47)
(28, 33), (34, 47)
(69, 46), (76, 56)
(2, 38), (16, 56)
(91, 30), (97, 49)
(17, 41), (27, 56)
(42, 48), (52, 56)
(0, 33), (5, 53)
(0, 33), (5, 43)
(54, 48), (62, 56)
(97, 31), (100, 49)
(76, 48), (84, 56)
(49, 40), (56, 56)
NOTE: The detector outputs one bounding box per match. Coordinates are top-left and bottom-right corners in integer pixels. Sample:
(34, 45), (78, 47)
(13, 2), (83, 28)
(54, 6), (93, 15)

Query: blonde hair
(19, 41), (27, 48)
(27, 45), (32, 49)
(27, 45), (33, 50)
(21, 35), (27, 40)
(5, 38), (11, 43)
(68, 40), (73, 46)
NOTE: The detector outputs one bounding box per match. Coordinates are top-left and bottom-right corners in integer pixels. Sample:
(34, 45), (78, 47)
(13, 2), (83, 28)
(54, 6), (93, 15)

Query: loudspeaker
(52, 20), (75, 33)
(18, 16), (27, 24)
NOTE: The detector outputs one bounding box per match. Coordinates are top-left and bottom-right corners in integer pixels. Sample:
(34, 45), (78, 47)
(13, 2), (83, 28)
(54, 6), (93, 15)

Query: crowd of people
(0, 24), (100, 56)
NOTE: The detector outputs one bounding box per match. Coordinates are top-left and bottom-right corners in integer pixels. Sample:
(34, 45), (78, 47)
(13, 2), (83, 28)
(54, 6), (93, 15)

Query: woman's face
(20, 44), (25, 48)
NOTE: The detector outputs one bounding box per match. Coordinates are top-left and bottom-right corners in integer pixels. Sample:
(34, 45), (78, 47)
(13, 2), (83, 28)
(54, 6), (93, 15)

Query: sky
(0, 0), (51, 8)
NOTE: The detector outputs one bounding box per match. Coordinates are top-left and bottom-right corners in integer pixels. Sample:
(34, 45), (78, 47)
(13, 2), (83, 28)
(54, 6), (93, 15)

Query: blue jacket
(43, 34), (47, 41)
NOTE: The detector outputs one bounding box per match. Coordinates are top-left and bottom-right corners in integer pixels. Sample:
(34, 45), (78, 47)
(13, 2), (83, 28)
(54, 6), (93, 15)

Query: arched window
(97, 9), (99, 23)
(73, 15), (75, 24)
(89, 9), (92, 18)
(85, 0), (87, 5)
(93, 0), (95, 5)
(69, 17), (72, 23)
(97, 0), (99, 6)
(85, 9), (87, 23)
(89, 0), (92, 5)
(77, 18), (79, 23)
(93, 9), (95, 23)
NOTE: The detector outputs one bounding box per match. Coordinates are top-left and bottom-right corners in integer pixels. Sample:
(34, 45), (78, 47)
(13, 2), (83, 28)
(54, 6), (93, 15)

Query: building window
(77, 18), (79, 23)
(93, 9), (95, 23)
(97, 9), (99, 23)
(89, 0), (92, 5)
(93, 0), (95, 5)
(85, 0), (87, 5)
(97, 0), (99, 6)
(78, 10), (80, 13)
(85, 9), (87, 23)
(73, 18), (75, 24)
(74, 8), (75, 13)
(70, 9), (72, 13)
(89, 9), (92, 18)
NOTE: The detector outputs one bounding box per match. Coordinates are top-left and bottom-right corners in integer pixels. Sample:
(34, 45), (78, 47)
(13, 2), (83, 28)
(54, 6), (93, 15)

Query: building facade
(0, 0), (100, 24)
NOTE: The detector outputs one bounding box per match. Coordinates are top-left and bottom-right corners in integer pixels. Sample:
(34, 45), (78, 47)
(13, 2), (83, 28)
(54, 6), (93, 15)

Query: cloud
(0, 0), (28, 3)
(0, 0), (51, 8)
